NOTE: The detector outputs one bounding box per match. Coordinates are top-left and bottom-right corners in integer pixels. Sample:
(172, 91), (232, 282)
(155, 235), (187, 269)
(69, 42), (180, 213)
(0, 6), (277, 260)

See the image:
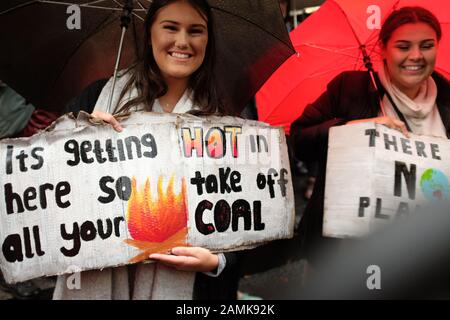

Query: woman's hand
(347, 116), (409, 138)
(149, 247), (219, 273)
(91, 111), (123, 132)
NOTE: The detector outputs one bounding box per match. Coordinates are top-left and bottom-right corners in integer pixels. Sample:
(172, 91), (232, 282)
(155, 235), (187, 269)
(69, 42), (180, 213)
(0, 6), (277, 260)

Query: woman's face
(382, 22), (439, 98)
(150, 1), (208, 83)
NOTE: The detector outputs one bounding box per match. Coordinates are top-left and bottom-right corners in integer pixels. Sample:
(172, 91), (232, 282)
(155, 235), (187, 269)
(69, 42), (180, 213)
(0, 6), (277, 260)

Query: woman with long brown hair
(54, 0), (240, 300)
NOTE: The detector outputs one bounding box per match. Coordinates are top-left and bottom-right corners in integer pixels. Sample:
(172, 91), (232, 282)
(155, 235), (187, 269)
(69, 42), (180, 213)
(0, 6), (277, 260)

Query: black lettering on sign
(191, 171), (206, 196)
(98, 176), (132, 203)
(358, 197), (370, 218)
(400, 138), (412, 155)
(55, 182), (71, 208)
(65, 139), (80, 166)
(394, 161), (416, 200)
(17, 150), (28, 172)
(80, 221), (97, 241)
(365, 129), (379, 147)
(105, 139), (118, 162)
(116, 176), (132, 201)
(5, 146), (45, 174)
(80, 141), (94, 164)
(214, 200), (231, 233)
(6, 145), (13, 174)
(431, 143), (441, 160)
(384, 133), (398, 152)
(60, 223), (81, 257)
(395, 202), (410, 219)
(232, 200), (252, 232)
(5, 183), (25, 214)
(277, 169), (289, 197)
(4, 181), (71, 214)
(205, 174), (218, 194)
(195, 200), (215, 235)
(219, 167), (232, 193)
(1, 226), (45, 263)
(2, 234), (23, 262)
(98, 176), (115, 203)
(194, 200), (265, 235)
(65, 134), (158, 166)
(30, 147), (44, 170)
(93, 140), (107, 163)
(374, 198), (389, 219)
(415, 141), (427, 158)
(97, 219), (113, 239)
(253, 201), (265, 231)
(249, 135), (269, 153)
(124, 136), (141, 159)
(190, 168), (242, 196)
(141, 133), (158, 158)
(60, 218), (125, 257)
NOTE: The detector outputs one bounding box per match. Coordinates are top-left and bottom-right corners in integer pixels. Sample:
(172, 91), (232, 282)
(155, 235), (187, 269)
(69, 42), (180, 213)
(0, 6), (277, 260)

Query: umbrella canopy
(256, 0), (450, 134)
(0, 0), (294, 114)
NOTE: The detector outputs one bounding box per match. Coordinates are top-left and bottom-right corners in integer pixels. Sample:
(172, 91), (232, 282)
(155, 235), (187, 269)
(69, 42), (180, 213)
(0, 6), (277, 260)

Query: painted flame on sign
(124, 176), (188, 263)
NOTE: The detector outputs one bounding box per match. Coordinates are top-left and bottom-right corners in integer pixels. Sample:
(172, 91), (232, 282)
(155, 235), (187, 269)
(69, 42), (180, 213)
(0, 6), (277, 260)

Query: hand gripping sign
(0, 112), (294, 283)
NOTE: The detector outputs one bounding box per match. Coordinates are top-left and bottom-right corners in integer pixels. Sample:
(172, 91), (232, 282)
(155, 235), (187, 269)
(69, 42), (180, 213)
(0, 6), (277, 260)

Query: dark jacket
(290, 71), (450, 263)
(66, 80), (241, 300)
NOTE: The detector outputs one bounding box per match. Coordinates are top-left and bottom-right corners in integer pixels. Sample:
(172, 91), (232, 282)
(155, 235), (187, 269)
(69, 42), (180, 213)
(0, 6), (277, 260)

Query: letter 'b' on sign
(366, 5), (381, 30)
(366, 265), (381, 290)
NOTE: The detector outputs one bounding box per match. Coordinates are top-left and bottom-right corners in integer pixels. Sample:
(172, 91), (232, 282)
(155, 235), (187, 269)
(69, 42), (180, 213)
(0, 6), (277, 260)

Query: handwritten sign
(0, 112), (295, 283)
(324, 123), (449, 238)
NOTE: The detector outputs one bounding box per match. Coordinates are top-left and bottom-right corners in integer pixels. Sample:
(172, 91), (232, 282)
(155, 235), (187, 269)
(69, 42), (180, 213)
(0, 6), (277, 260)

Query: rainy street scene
(1, 0), (450, 305)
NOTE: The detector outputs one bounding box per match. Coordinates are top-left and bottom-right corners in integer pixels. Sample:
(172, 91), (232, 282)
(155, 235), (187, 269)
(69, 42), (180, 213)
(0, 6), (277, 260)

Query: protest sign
(324, 122), (449, 238)
(0, 112), (294, 283)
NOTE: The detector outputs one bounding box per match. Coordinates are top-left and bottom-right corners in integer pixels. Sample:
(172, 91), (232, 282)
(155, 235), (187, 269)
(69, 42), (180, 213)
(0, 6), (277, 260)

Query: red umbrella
(256, 0), (450, 134)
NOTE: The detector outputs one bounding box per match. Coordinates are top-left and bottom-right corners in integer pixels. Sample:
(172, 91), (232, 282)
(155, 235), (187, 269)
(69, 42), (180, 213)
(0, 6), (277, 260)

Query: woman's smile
(151, 1), (208, 83)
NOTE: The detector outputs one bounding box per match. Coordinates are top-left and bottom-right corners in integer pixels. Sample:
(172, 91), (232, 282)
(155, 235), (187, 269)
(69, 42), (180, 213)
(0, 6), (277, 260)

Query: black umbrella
(0, 0), (294, 114)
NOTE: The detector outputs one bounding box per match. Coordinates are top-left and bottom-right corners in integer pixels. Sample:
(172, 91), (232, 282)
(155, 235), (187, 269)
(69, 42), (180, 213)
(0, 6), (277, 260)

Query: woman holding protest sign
(290, 6), (450, 268)
(53, 0), (240, 300)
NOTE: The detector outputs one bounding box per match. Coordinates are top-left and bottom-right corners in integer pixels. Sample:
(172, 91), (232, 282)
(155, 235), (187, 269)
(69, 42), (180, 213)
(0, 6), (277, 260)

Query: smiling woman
(99, 0), (223, 120)
(289, 6), (450, 269)
(151, 2), (208, 82)
(53, 0), (240, 301)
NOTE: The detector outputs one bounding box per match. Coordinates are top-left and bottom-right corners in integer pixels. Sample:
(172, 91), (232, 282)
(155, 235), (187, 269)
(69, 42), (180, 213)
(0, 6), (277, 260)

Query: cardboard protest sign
(324, 123), (450, 238)
(0, 112), (295, 283)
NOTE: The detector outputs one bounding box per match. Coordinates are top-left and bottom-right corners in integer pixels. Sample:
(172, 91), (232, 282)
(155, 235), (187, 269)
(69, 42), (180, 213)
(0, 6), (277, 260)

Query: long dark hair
(115, 0), (224, 115)
(379, 6), (442, 46)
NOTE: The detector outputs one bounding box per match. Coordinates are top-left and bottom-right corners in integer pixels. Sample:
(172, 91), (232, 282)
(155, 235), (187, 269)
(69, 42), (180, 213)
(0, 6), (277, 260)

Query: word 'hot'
(182, 126), (242, 158)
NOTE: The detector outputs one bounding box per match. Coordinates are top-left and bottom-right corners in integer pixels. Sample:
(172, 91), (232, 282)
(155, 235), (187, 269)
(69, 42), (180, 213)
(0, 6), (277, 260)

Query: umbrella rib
(132, 11), (144, 21)
(135, 0), (146, 10)
(111, 0), (124, 8)
(301, 43), (363, 59)
(330, 0), (363, 47)
(0, 1), (38, 16)
(209, 6), (294, 53)
(32, 0), (147, 11)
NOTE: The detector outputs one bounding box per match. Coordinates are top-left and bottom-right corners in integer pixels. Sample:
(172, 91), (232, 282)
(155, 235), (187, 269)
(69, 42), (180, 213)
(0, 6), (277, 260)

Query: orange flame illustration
(124, 176), (188, 263)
